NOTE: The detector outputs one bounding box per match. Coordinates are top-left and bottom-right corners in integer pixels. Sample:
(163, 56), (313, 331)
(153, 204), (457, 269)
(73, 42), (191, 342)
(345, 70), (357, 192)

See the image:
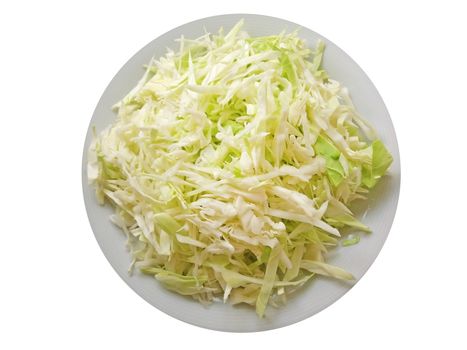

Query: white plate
(82, 14), (400, 332)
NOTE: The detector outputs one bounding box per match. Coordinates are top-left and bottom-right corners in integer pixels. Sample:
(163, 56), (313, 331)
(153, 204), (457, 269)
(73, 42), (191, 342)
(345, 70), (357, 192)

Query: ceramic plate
(82, 14), (400, 332)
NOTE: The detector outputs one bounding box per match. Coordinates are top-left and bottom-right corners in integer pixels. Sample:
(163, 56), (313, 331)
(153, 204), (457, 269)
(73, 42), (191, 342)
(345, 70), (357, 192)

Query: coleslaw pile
(88, 20), (392, 317)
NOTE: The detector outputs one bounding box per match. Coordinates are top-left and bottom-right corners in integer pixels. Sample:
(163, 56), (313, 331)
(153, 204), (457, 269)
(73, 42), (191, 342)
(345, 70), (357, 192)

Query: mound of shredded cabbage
(87, 20), (392, 317)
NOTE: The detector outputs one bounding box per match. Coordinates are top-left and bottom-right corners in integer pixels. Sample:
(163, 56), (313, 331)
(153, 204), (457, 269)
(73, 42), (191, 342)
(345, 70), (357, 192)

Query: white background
(1, 0), (466, 348)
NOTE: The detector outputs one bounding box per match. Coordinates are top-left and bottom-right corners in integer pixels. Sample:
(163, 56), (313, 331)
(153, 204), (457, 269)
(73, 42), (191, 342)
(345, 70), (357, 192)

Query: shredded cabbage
(88, 20), (392, 318)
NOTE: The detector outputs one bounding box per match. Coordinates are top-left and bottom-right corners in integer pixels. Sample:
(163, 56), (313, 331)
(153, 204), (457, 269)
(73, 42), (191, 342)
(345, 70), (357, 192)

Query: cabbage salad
(88, 20), (392, 317)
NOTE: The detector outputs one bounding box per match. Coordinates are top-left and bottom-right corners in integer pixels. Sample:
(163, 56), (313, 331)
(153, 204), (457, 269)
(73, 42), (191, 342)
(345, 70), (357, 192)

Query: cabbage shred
(88, 20), (392, 318)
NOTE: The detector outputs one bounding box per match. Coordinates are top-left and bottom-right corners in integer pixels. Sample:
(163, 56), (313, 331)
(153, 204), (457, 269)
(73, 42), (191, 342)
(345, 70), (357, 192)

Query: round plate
(82, 14), (400, 332)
